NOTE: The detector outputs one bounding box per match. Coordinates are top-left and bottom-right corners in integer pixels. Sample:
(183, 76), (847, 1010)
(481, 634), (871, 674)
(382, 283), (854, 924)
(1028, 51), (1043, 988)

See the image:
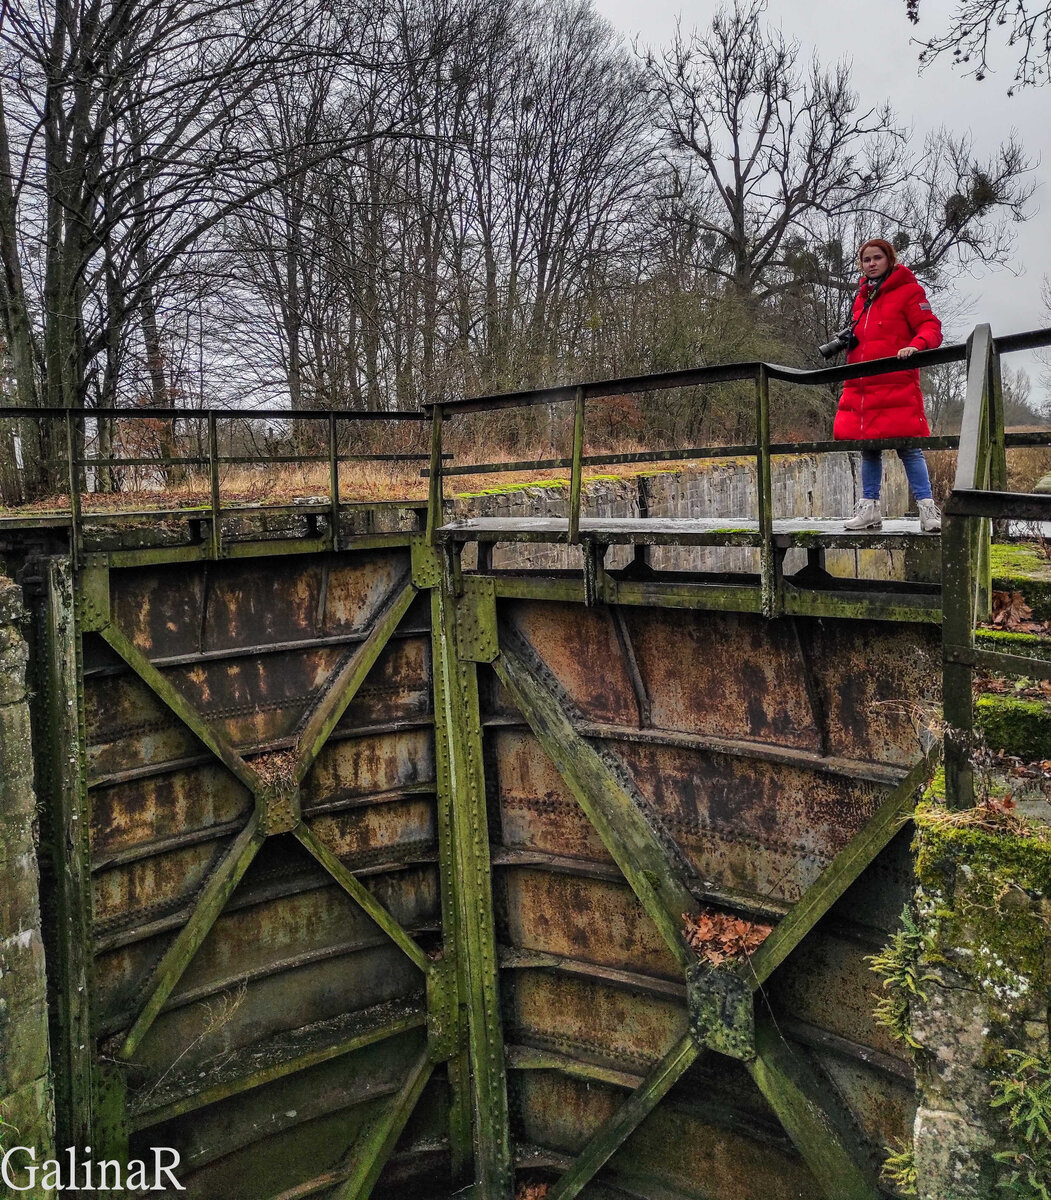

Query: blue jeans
(861, 448), (932, 502)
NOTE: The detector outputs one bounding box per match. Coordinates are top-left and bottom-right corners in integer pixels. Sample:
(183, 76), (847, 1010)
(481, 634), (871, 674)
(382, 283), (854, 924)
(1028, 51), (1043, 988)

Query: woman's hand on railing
(897, 346), (918, 359)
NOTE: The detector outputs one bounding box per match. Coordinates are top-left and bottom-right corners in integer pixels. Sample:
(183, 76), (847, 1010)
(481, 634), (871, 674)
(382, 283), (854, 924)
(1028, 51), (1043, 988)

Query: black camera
(815, 326), (859, 357)
(818, 327), (859, 360)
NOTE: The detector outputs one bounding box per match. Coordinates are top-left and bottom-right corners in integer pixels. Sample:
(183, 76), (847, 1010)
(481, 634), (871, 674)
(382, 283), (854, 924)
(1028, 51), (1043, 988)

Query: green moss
(976, 629), (1051, 663)
(913, 800), (1051, 999)
(990, 542), (1051, 580)
(976, 694), (1051, 761)
(925, 765), (947, 803)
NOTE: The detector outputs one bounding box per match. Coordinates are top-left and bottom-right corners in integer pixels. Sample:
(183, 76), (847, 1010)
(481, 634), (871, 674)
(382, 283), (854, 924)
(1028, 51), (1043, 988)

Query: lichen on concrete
(0, 574), (54, 1188)
(881, 783), (1051, 1199)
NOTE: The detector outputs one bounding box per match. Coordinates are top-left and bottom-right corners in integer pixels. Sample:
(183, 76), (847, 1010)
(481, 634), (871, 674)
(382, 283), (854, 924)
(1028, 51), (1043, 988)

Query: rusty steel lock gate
(30, 535), (938, 1200)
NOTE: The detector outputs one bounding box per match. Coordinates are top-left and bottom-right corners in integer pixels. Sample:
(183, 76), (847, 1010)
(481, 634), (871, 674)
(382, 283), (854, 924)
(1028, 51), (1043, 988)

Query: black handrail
(422, 327), (1051, 415)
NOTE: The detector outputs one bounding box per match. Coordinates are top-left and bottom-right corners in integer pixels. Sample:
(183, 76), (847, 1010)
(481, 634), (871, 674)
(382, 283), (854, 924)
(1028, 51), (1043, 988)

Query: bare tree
(0, 0), (421, 497)
(641, 0), (912, 301)
(906, 0), (1051, 89)
(642, 1), (1033, 308)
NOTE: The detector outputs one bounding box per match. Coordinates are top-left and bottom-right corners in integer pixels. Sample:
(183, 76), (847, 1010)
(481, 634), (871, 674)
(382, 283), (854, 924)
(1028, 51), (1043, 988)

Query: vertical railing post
(207, 411), (221, 559)
(942, 323), (994, 811)
(987, 345), (1009, 547)
(568, 386), (585, 544)
(942, 510), (976, 810)
(755, 366), (777, 616)
(426, 403), (444, 545)
(987, 345), (1007, 492)
(65, 410), (82, 562)
(328, 412), (340, 553)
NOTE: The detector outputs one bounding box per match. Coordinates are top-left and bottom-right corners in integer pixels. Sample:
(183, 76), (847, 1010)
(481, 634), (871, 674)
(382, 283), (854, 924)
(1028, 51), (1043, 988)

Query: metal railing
(422, 324), (1051, 612)
(0, 405), (433, 558)
(938, 325), (1051, 809)
(4, 323), (1051, 813)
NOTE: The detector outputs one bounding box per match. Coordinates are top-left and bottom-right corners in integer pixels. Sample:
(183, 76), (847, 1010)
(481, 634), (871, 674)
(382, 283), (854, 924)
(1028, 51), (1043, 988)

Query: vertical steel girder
(424, 557), (474, 1183)
(431, 577), (513, 1198)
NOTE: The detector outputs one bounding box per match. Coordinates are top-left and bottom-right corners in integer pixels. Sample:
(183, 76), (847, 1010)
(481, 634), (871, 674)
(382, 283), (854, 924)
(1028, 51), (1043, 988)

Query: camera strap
(851, 278), (883, 334)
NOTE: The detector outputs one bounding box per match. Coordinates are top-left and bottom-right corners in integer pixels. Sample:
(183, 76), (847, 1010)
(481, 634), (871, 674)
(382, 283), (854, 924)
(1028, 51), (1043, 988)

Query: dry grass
(0, 449), (762, 516)
(920, 796), (1037, 839)
(6, 426), (1051, 517)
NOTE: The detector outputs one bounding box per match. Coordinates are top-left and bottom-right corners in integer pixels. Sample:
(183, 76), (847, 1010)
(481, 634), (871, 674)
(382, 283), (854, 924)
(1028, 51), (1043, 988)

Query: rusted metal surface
(61, 544), (453, 1196)
(487, 595), (934, 1197)
(508, 970), (687, 1071)
(12, 515), (942, 1200)
(499, 867), (681, 981)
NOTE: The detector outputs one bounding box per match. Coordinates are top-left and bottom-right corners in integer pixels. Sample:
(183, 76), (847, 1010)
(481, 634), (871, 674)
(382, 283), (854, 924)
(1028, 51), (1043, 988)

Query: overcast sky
(593, 0), (1050, 401)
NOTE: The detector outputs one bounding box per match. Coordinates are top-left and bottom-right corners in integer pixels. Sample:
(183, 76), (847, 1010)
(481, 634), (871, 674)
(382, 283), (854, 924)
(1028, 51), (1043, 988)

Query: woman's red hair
(858, 238), (898, 269)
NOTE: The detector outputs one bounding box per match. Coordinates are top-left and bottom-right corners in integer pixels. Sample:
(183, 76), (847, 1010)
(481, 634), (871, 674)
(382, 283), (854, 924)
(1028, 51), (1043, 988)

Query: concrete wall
(0, 577), (54, 1170)
(907, 801), (1051, 1199)
(453, 451), (912, 578)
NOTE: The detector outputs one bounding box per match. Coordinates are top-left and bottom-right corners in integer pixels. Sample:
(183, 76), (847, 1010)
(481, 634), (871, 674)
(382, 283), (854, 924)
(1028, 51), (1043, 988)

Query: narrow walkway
(440, 514), (937, 549)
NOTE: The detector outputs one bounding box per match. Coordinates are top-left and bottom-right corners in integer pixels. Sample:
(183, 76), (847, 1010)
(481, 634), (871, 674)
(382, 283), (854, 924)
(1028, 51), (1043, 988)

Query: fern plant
(868, 906), (936, 1049)
(882, 1139), (918, 1197)
(992, 1051), (1051, 1199)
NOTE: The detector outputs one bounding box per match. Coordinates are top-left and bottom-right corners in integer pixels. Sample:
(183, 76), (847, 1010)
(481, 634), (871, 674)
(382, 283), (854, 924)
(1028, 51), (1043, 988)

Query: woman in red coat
(834, 238), (943, 532)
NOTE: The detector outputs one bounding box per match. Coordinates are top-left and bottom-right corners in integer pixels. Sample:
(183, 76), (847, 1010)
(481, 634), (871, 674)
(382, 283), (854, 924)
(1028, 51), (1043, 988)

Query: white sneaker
(918, 499), (941, 533)
(844, 498), (883, 530)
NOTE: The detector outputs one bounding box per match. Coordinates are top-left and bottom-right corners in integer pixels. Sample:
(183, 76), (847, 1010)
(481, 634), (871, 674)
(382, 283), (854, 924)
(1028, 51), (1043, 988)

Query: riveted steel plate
(455, 576), (498, 663)
(686, 962), (755, 1060)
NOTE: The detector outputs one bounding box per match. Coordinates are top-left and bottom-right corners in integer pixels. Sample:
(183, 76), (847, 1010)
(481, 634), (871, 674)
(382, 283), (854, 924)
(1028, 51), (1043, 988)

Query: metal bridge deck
(439, 514), (937, 549)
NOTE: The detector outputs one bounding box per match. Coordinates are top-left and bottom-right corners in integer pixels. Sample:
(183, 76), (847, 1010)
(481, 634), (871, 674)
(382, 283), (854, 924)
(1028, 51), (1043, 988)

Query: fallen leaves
(682, 908), (773, 967)
(516, 1183), (550, 1200)
(975, 673), (1051, 700)
(251, 749), (299, 790)
(986, 590), (1051, 634)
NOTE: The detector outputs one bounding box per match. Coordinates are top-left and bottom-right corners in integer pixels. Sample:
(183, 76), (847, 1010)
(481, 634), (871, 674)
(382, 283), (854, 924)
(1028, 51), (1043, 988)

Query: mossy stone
(976, 693), (1051, 761)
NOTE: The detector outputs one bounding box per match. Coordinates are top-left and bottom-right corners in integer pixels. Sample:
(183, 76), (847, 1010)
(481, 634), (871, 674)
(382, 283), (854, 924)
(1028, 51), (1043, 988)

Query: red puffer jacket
(832, 264), (942, 440)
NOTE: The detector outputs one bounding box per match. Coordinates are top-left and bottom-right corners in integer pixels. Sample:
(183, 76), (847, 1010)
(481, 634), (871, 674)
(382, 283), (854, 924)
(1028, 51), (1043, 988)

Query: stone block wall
(0, 576), (54, 1170)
